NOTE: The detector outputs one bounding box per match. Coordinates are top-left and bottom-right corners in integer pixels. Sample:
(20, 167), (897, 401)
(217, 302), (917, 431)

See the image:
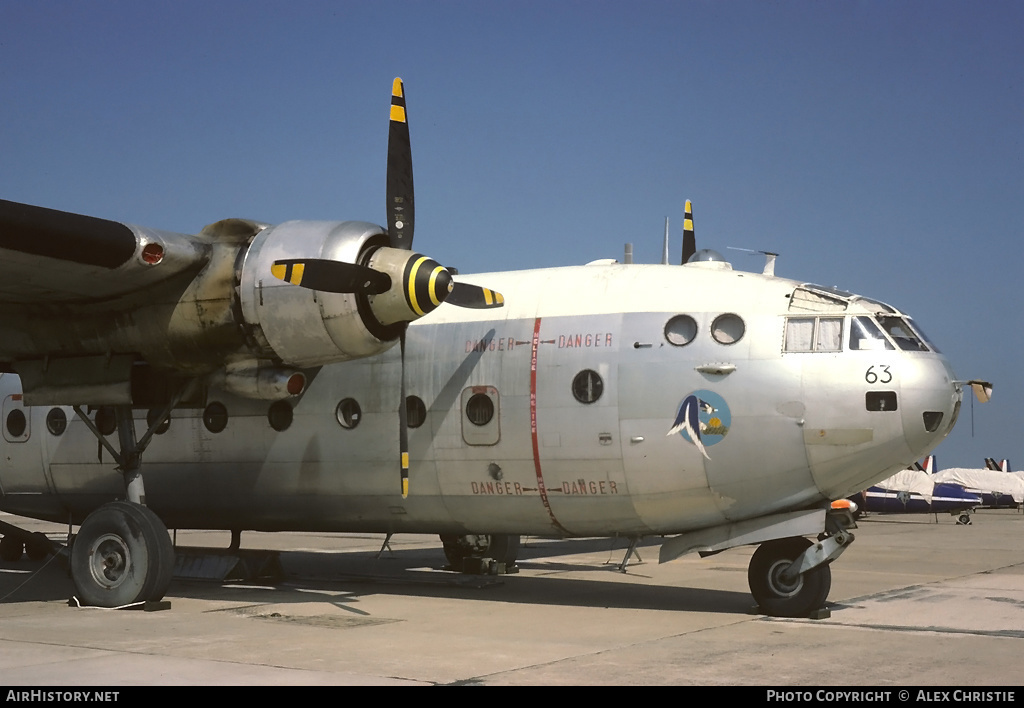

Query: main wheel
(440, 534), (520, 570)
(70, 501), (175, 607)
(748, 536), (831, 618)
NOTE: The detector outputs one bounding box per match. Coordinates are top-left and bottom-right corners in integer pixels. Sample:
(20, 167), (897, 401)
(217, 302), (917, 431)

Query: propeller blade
(271, 259), (391, 295)
(399, 329), (410, 498)
(681, 199), (696, 264)
(446, 282), (505, 309)
(387, 78), (415, 250)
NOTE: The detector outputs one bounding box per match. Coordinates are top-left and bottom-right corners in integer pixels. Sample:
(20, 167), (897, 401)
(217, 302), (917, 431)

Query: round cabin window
(268, 400), (293, 432)
(46, 408), (67, 436)
(6, 409), (26, 438)
(711, 313), (745, 345)
(336, 399), (361, 429)
(406, 396), (427, 429)
(203, 402), (228, 434)
(665, 314), (698, 346)
(572, 369), (604, 404)
(465, 393), (495, 426)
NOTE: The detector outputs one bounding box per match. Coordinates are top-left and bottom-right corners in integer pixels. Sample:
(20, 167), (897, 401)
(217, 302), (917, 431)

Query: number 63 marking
(865, 365), (892, 384)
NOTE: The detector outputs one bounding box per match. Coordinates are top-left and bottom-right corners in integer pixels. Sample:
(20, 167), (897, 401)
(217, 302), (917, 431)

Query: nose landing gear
(747, 512), (855, 618)
(748, 537), (832, 618)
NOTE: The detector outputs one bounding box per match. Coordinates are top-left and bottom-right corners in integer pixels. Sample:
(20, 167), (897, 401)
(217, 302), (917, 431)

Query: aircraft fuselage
(0, 258), (961, 541)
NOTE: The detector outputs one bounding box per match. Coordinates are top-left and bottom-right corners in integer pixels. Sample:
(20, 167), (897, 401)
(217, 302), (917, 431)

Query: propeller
(681, 199), (696, 264)
(270, 78), (504, 498)
(270, 259), (391, 295)
(387, 78), (415, 250)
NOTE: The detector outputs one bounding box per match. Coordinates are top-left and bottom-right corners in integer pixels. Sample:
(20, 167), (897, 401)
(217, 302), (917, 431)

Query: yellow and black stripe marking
(271, 261), (306, 286)
(683, 199), (694, 239)
(404, 255), (453, 317)
(481, 288), (504, 307)
(390, 78), (407, 124)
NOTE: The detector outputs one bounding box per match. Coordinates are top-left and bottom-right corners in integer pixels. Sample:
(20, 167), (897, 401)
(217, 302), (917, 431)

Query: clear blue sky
(1, 1), (1020, 469)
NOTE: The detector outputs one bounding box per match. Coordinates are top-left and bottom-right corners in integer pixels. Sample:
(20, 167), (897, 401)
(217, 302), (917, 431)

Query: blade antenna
(681, 200), (696, 264)
(661, 217), (669, 265)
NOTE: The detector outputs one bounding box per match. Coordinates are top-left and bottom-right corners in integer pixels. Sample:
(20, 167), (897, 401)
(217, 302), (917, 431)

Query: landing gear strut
(68, 389), (194, 607)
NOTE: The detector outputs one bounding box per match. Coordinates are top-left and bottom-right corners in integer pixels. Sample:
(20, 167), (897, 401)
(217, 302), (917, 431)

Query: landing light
(140, 242), (164, 265)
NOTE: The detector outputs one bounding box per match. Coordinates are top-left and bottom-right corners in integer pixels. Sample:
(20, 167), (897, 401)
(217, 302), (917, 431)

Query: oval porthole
(95, 406), (116, 436)
(406, 396), (427, 429)
(336, 398), (361, 429)
(711, 313), (745, 345)
(6, 409), (26, 438)
(203, 402), (228, 434)
(572, 369), (604, 404)
(46, 408), (67, 436)
(146, 408), (171, 435)
(465, 393), (495, 426)
(268, 400), (293, 432)
(665, 314), (698, 346)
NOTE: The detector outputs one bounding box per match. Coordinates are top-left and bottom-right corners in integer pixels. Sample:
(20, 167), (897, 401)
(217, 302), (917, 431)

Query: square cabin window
(785, 317), (843, 353)
(784, 317), (815, 352)
(816, 317), (843, 352)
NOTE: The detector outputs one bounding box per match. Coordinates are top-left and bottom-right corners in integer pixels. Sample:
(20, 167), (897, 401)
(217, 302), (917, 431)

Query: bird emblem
(667, 394), (717, 460)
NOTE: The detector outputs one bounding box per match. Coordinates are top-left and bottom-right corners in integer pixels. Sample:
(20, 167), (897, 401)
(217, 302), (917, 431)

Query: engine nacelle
(238, 220), (398, 368)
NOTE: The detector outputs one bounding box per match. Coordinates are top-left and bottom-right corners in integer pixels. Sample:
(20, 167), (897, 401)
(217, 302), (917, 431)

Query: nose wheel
(748, 536), (832, 617)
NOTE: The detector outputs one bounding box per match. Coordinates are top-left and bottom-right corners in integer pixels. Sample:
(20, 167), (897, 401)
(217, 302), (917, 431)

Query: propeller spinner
(270, 78), (504, 497)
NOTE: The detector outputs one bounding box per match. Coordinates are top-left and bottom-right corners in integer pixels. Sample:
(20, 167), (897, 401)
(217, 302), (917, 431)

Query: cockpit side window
(849, 316), (894, 351)
(816, 317), (843, 352)
(784, 316), (844, 352)
(906, 318), (940, 353)
(877, 315), (929, 351)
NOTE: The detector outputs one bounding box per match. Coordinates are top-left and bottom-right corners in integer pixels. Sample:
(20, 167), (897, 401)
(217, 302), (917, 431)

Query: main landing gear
(70, 501), (174, 607)
(67, 393), (193, 608)
(440, 533), (520, 574)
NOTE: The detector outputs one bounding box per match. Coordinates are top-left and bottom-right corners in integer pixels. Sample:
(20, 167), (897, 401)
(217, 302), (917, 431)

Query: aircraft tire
(440, 533), (520, 570)
(0, 535), (23, 562)
(70, 501), (175, 607)
(747, 536), (831, 618)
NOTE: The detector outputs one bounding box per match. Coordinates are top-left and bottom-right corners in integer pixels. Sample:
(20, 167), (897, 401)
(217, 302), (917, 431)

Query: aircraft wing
(0, 199), (275, 406)
(0, 199), (212, 303)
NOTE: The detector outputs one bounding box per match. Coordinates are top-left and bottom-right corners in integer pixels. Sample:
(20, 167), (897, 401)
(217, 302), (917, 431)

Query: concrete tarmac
(1, 508), (1023, 686)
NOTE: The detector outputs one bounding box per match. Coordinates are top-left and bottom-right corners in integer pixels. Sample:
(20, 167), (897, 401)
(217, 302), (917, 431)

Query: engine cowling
(237, 220), (398, 368)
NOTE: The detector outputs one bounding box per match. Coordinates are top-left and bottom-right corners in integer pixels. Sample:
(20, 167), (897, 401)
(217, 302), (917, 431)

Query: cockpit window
(849, 316), (894, 351)
(877, 315), (929, 351)
(906, 319), (940, 353)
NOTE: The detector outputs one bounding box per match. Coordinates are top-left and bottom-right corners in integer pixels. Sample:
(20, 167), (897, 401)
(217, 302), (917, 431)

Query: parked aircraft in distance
(933, 458), (1023, 510)
(0, 78), (991, 618)
(846, 456), (980, 525)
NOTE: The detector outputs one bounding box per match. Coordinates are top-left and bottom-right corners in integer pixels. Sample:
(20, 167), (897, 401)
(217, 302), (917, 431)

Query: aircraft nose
(900, 355), (960, 456)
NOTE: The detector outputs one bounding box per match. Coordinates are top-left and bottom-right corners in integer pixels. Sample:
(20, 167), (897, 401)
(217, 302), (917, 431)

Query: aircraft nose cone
(901, 356), (960, 457)
(403, 254), (453, 317)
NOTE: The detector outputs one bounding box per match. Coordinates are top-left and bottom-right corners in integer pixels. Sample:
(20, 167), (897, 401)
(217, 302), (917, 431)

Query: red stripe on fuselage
(530, 317), (570, 535)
